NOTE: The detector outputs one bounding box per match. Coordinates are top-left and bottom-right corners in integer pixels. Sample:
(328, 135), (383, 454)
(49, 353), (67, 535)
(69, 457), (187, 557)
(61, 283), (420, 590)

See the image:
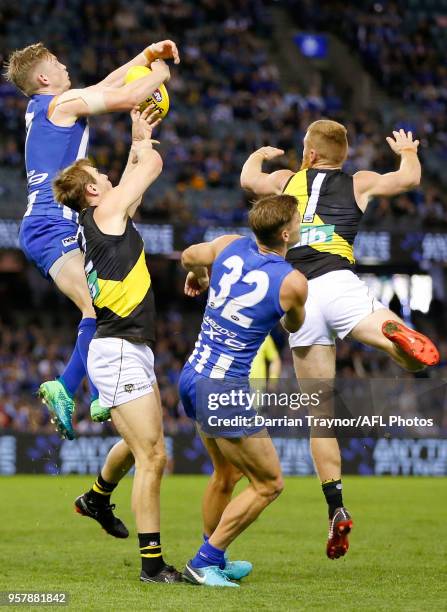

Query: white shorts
(289, 270), (386, 348)
(87, 337), (156, 408)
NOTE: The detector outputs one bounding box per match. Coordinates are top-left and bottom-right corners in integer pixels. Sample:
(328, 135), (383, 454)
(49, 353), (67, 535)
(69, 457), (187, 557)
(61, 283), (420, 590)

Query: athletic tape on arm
(55, 88), (107, 114)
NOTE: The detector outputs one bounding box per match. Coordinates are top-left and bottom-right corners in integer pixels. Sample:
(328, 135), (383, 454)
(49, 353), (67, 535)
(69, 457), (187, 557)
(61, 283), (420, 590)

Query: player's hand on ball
(386, 129), (419, 155)
(131, 106), (161, 150)
(252, 146), (285, 161)
(150, 59), (171, 82)
(184, 272), (209, 297)
(147, 40), (180, 65)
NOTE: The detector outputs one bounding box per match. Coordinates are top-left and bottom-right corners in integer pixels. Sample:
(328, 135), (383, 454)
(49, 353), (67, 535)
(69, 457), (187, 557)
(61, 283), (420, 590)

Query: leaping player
(240, 122), (440, 559)
(5, 40), (178, 439)
(179, 195), (307, 587)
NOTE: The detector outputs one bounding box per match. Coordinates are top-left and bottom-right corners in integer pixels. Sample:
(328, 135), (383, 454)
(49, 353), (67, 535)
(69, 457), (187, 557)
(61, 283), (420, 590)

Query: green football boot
(38, 380), (75, 440)
(90, 398), (111, 423)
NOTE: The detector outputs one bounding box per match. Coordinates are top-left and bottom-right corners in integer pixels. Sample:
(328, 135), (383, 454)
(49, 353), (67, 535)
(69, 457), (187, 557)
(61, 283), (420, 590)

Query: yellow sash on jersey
(284, 170), (355, 263)
(94, 248), (151, 317)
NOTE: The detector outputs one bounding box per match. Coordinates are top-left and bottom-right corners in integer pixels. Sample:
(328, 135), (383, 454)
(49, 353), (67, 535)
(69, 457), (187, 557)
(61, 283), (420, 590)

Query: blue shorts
(19, 215), (80, 279)
(179, 363), (264, 439)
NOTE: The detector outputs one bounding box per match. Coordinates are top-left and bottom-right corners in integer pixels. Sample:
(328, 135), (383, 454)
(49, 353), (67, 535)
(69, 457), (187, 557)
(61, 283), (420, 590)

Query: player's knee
(135, 446), (166, 477)
(270, 475), (284, 500)
(256, 474), (284, 504)
(212, 466), (243, 494)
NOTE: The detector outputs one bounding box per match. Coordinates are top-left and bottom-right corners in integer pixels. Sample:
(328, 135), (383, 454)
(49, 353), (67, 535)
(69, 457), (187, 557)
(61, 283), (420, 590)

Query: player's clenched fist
(386, 129), (419, 155)
(145, 40), (180, 64)
(251, 146), (285, 161)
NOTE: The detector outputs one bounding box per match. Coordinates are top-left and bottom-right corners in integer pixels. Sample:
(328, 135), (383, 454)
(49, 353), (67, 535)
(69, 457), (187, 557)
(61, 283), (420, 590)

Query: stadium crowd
(287, 0), (447, 180)
(1, 0), (447, 226)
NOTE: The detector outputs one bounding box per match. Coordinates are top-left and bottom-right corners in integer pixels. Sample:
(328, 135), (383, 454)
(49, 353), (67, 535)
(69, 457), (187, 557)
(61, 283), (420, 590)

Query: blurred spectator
(1, 0), (446, 226)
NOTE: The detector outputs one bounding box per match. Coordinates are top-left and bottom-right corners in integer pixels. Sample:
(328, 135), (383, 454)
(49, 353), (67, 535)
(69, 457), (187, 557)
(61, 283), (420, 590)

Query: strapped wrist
(143, 44), (156, 63)
(400, 147), (418, 154)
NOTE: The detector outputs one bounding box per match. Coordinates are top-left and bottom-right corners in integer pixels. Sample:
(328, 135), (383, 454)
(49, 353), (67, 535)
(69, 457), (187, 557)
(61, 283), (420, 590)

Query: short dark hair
(248, 194), (298, 248)
(53, 159), (96, 212)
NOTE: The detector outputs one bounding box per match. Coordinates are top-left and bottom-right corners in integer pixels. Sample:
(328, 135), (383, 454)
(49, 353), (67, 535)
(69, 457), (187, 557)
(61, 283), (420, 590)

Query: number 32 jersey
(188, 236), (294, 378)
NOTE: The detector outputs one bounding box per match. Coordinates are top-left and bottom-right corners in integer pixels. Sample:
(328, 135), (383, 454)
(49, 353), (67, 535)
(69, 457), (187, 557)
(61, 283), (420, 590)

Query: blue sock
(203, 533), (228, 563)
(74, 317), (99, 401)
(59, 345), (85, 397)
(191, 540), (225, 569)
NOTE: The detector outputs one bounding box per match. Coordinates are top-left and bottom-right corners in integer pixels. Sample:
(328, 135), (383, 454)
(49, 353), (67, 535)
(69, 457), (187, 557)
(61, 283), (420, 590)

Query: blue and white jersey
(188, 236), (294, 378)
(24, 94), (89, 220)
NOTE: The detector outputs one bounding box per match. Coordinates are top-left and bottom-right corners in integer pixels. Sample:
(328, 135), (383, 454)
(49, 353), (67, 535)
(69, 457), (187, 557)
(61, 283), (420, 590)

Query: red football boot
(327, 507), (353, 560)
(382, 321), (440, 366)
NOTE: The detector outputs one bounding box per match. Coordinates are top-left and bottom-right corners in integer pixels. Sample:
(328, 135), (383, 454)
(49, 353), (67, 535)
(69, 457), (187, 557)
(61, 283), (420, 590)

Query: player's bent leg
(51, 251), (95, 317)
(292, 345), (340, 481)
(111, 392), (181, 583)
(39, 252), (100, 438)
(292, 345), (353, 558)
(202, 451), (244, 538)
(75, 439), (134, 538)
(53, 252), (111, 422)
(184, 433), (282, 587)
(101, 438), (135, 482)
(211, 434), (283, 549)
(349, 309), (440, 370)
(200, 436), (251, 581)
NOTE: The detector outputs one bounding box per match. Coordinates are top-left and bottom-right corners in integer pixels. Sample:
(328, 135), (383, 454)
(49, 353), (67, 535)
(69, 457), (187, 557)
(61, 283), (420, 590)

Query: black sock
(322, 479), (343, 519)
(139, 532), (164, 576)
(86, 473), (117, 505)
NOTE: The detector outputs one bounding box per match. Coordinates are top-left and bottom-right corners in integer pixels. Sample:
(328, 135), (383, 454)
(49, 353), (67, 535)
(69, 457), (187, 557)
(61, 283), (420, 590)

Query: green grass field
(1, 476), (445, 611)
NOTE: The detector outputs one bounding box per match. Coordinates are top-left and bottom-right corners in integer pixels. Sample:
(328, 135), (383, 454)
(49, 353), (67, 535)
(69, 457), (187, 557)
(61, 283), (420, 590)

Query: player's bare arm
(240, 147), (293, 195)
(92, 39), (180, 89)
(279, 270), (308, 333)
(93, 116), (162, 233)
(181, 235), (241, 297)
(121, 105), (162, 218)
(49, 60), (170, 126)
(353, 129), (421, 212)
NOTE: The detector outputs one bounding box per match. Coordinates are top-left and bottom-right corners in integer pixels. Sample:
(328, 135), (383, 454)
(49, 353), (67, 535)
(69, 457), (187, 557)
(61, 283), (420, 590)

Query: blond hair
(53, 159), (96, 212)
(249, 195), (298, 248)
(4, 43), (52, 96)
(306, 119), (348, 166)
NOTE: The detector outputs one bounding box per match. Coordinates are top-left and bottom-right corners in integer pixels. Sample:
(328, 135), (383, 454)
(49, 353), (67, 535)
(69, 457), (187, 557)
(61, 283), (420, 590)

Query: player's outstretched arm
(240, 147), (293, 196)
(49, 60), (170, 126)
(279, 270), (308, 333)
(95, 124), (162, 230)
(353, 129), (421, 212)
(93, 40), (180, 89)
(181, 235), (241, 297)
(119, 105), (162, 218)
